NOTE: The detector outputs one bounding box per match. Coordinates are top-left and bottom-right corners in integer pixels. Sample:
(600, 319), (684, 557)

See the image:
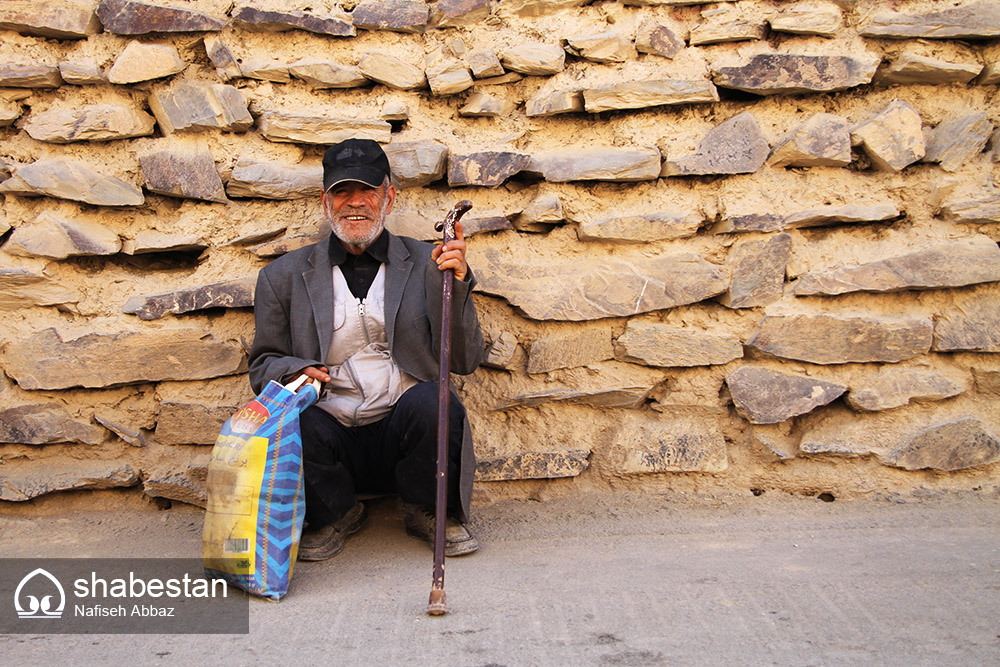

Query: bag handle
(284, 374), (322, 394)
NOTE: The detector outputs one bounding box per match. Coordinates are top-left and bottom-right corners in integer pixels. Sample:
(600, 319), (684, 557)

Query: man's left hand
(431, 219), (469, 281)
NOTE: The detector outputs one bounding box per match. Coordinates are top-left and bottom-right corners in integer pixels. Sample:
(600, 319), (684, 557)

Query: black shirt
(328, 230), (389, 300)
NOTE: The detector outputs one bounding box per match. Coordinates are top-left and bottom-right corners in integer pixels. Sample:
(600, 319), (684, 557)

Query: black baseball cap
(322, 139), (391, 191)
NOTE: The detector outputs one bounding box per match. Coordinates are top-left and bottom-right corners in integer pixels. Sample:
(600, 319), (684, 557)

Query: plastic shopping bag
(203, 375), (320, 600)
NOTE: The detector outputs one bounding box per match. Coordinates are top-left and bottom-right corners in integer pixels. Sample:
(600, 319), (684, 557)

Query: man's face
(322, 180), (396, 253)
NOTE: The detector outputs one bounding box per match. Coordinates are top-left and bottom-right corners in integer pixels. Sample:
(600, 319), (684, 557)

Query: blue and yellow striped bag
(202, 376), (319, 600)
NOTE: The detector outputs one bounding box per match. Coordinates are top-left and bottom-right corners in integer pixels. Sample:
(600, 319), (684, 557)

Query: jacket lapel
(384, 232), (413, 352)
(303, 237), (335, 364)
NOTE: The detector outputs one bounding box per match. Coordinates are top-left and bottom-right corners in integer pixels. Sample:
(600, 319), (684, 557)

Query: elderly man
(248, 139), (485, 561)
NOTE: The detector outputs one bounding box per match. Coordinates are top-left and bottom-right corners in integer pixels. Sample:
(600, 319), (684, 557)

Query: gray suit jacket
(248, 231), (485, 519)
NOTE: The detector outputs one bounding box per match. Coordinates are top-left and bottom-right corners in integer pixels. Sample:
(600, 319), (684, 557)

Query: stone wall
(2, 0), (1000, 509)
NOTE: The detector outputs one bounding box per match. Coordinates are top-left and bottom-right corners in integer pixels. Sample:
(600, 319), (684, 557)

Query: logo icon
(14, 568), (66, 619)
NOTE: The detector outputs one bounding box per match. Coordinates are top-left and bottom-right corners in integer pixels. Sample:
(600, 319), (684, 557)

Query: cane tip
(427, 589), (447, 616)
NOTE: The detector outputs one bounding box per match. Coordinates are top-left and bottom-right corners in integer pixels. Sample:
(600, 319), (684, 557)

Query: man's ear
(384, 184), (397, 215)
(320, 190), (329, 215)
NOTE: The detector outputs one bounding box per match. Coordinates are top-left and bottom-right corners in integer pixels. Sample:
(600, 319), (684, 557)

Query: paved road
(1, 492), (998, 665)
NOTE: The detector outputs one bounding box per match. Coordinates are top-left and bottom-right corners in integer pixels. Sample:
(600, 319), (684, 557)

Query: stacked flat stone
(1, 0), (1000, 504)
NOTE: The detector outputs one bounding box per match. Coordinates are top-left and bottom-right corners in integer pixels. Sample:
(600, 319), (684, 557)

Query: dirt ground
(1, 489), (999, 665)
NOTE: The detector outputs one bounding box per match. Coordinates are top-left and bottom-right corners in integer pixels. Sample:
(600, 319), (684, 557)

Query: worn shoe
(298, 501), (368, 561)
(403, 503), (479, 557)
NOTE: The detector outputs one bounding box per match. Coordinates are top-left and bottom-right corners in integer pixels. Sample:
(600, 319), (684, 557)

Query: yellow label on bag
(203, 434), (268, 575)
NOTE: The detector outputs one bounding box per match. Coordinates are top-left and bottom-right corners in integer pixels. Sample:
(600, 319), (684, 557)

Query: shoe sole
(298, 504), (369, 562)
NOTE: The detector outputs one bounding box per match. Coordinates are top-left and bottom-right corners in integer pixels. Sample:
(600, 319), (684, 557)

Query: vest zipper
(344, 357), (365, 427)
(358, 300), (372, 344)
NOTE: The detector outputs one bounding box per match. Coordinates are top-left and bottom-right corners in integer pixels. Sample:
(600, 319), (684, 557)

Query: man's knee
(396, 382), (465, 428)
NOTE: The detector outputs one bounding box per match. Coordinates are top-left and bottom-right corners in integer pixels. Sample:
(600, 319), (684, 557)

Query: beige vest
(315, 265), (418, 427)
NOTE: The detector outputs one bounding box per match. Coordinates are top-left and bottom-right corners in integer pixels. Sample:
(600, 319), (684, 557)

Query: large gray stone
(425, 49), (473, 96)
(501, 43), (565, 76)
(0, 2), (101, 39)
(156, 402), (237, 445)
(143, 462), (207, 507)
(884, 417), (1000, 471)
(0, 269), (79, 310)
(726, 366), (846, 424)
(384, 141), (448, 188)
(122, 231), (207, 255)
(288, 59), (367, 89)
(123, 276), (256, 320)
(58, 61), (104, 85)
(107, 41), (185, 84)
(352, 0), (429, 33)
(139, 148), (228, 203)
(922, 114), (994, 172)
(767, 113), (852, 168)
(748, 315), (933, 364)
(713, 54), (879, 95)
(24, 104), (156, 143)
(459, 91), (515, 117)
(148, 82), (252, 134)
(846, 368), (964, 412)
(635, 21), (685, 58)
(517, 192), (564, 231)
(861, 1), (1000, 40)
(231, 6), (355, 37)
(358, 52), (426, 90)
(203, 35), (241, 81)
(447, 151), (530, 187)
(877, 53), (983, 86)
(257, 111), (392, 144)
(4, 211), (121, 259)
(97, 0), (225, 34)
(714, 213), (784, 234)
(577, 210), (702, 244)
(527, 327), (614, 374)
(0, 461), (139, 501)
(690, 14), (766, 45)
(483, 331), (517, 370)
(476, 248), (728, 321)
(939, 192), (1000, 225)
(794, 236), (1000, 296)
(564, 31), (635, 63)
(583, 79), (718, 113)
(0, 160), (144, 206)
(664, 111), (769, 176)
(0, 404), (106, 445)
(851, 100), (925, 172)
(525, 89), (584, 117)
(769, 3), (842, 36)
(721, 233), (791, 308)
(0, 64), (62, 88)
(615, 321), (743, 368)
(475, 450), (591, 481)
(239, 59), (289, 83)
(783, 203), (900, 229)
(934, 291), (1000, 353)
(432, 0), (491, 28)
(615, 416), (728, 474)
(226, 157), (322, 199)
(466, 49), (504, 78)
(526, 147), (661, 183)
(496, 386), (651, 410)
(2, 328), (246, 390)
(94, 414), (148, 448)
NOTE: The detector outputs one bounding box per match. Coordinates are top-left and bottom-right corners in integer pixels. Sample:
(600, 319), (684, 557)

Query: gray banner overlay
(0, 559), (249, 634)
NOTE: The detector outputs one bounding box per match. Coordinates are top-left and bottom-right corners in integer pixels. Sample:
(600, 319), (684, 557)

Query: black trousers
(299, 381), (465, 527)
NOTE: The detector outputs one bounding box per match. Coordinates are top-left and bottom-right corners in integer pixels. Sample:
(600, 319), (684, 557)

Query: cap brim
(324, 167), (387, 191)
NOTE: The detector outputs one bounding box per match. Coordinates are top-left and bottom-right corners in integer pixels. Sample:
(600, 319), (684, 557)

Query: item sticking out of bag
(203, 374), (321, 600)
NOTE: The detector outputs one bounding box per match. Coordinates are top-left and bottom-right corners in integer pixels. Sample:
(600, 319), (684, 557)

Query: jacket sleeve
(248, 268), (324, 394)
(424, 261), (485, 375)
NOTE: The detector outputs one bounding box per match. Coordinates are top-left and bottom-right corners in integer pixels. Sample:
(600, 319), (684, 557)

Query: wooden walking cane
(427, 199), (473, 617)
